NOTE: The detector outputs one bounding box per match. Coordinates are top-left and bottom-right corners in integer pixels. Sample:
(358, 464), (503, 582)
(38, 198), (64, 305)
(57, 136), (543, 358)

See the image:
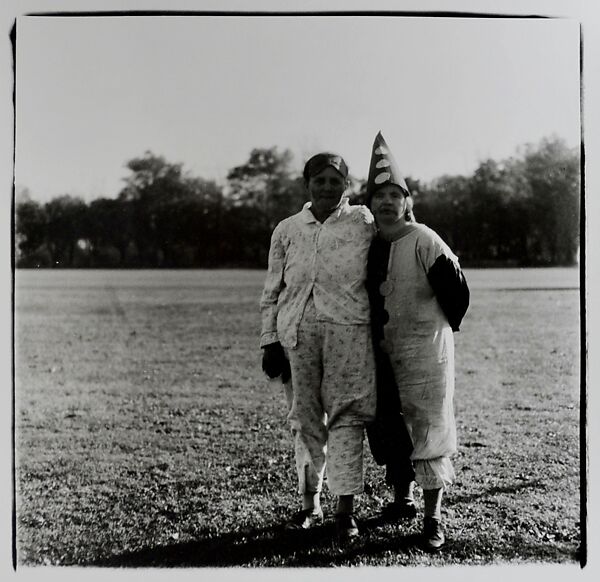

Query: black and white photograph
(3, 0), (598, 577)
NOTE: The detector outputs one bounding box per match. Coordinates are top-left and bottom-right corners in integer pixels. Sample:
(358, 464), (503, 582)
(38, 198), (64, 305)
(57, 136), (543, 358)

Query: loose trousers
(283, 299), (376, 496)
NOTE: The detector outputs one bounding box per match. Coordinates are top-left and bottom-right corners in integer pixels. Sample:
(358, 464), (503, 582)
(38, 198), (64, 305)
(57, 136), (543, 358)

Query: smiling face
(307, 166), (347, 222)
(370, 184), (408, 226)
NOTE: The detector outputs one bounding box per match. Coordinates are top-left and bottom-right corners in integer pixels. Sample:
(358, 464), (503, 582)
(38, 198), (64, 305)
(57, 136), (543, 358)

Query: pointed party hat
(366, 131), (410, 199)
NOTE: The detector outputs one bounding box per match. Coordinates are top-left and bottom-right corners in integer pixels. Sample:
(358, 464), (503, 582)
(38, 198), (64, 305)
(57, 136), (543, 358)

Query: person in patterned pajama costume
(365, 132), (470, 552)
(260, 153), (377, 541)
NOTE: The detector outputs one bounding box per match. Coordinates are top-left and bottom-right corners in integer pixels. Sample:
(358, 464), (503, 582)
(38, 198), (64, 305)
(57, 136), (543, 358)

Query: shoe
(335, 513), (359, 541)
(381, 499), (418, 522)
(284, 508), (324, 530)
(422, 517), (445, 552)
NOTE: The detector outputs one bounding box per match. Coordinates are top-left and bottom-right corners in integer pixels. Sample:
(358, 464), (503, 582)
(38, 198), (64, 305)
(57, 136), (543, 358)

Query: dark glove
(262, 341), (291, 383)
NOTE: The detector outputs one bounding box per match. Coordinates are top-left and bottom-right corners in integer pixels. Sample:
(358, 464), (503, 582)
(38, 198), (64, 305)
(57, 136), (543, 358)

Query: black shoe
(335, 513), (359, 541)
(284, 508), (324, 530)
(381, 500), (418, 522)
(422, 517), (445, 552)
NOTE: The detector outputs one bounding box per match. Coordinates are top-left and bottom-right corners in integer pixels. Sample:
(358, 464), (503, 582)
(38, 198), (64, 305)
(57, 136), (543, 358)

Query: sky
(13, 12), (581, 202)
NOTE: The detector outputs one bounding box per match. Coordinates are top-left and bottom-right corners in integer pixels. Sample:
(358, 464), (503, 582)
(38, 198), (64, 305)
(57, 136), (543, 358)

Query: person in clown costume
(365, 132), (470, 552)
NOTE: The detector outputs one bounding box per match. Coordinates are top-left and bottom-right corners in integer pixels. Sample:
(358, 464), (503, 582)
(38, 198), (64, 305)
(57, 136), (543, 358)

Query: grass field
(14, 268), (582, 568)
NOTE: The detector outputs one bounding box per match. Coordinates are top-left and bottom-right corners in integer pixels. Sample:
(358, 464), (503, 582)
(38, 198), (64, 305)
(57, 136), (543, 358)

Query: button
(379, 280), (394, 296)
(379, 309), (389, 325)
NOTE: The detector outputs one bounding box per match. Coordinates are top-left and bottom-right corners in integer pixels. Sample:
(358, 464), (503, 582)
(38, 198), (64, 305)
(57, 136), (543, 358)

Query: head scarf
(303, 153), (349, 183)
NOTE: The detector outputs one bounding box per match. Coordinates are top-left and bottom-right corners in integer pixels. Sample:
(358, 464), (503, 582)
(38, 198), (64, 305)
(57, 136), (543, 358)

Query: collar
(300, 197), (350, 224)
(377, 221), (419, 242)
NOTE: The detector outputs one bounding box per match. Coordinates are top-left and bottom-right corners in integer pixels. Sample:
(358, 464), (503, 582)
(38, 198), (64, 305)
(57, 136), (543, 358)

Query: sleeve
(259, 223), (286, 347)
(427, 254), (470, 331)
(355, 204), (376, 227)
(417, 229), (470, 332)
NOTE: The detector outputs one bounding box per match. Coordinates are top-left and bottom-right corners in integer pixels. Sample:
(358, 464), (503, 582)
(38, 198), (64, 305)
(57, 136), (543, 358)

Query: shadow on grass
(87, 480), (577, 567)
(90, 515), (423, 568)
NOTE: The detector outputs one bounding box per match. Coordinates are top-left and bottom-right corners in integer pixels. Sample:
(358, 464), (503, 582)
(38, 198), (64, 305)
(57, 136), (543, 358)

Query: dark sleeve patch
(427, 254), (470, 332)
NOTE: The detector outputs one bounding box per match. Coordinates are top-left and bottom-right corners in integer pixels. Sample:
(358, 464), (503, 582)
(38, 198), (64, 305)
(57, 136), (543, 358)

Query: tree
(44, 195), (88, 267)
(469, 160), (519, 261)
(225, 147), (306, 265)
(14, 136), (580, 269)
(183, 177), (224, 266)
(227, 147), (305, 230)
(119, 151), (226, 267)
(518, 137), (580, 265)
(15, 199), (48, 266)
(417, 175), (472, 258)
(119, 152), (191, 266)
(150, 177), (223, 267)
(86, 198), (134, 266)
(499, 155), (540, 264)
(412, 138), (579, 266)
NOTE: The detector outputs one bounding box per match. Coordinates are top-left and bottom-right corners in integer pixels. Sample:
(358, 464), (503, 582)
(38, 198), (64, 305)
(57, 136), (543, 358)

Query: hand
(262, 342), (291, 382)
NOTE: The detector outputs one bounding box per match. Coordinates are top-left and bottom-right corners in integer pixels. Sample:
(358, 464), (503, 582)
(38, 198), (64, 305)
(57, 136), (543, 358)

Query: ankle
(302, 492), (321, 511)
(393, 481), (415, 503)
(423, 487), (443, 520)
(336, 494), (354, 515)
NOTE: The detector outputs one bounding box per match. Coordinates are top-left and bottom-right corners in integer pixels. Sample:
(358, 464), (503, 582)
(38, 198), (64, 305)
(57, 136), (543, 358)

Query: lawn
(13, 268), (582, 567)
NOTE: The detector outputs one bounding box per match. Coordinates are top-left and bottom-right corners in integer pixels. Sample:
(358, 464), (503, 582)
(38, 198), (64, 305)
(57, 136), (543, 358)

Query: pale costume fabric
(380, 223), (459, 489)
(260, 199), (375, 348)
(283, 298), (376, 494)
(260, 199), (377, 495)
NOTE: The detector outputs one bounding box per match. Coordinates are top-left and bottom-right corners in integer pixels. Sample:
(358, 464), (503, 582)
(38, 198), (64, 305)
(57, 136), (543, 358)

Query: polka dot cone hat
(367, 131), (410, 199)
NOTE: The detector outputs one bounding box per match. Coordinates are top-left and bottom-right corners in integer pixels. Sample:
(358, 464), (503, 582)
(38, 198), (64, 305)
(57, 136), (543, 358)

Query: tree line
(15, 136), (580, 269)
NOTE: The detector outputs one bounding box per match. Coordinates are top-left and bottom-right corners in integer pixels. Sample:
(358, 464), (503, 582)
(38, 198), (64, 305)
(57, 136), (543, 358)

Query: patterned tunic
(260, 199), (376, 348)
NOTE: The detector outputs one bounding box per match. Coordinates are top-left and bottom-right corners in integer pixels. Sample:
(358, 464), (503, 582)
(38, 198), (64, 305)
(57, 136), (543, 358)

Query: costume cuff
(260, 332), (279, 348)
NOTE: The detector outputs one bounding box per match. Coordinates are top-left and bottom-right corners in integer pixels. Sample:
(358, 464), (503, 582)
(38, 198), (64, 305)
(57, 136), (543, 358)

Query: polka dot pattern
(366, 131), (410, 197)
(374, 172), (391, 184)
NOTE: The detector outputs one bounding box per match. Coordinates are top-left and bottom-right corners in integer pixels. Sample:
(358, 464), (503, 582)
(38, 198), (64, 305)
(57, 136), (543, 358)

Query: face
(370, 184), (407, 225)
(307, 166), (347, 219)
